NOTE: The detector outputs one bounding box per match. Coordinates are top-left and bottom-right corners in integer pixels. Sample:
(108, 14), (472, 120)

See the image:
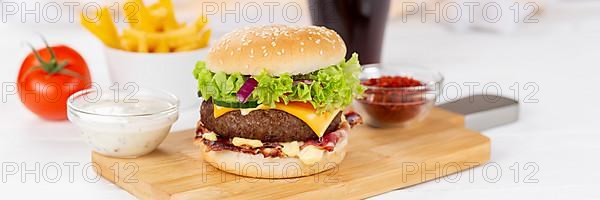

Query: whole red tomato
(17, 41), (92, 120)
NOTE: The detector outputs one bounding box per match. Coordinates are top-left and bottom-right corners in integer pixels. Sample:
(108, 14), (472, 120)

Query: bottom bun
(201, 126), (349, 179)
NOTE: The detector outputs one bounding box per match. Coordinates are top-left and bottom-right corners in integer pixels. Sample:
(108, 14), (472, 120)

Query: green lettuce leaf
(252, 71), (293, 107)
(192, 53), (364, 112)
(193, 61), (243, 102)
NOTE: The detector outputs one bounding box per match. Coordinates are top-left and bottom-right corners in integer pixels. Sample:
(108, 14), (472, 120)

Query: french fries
(156, 0), (184, 31)
(81, 7), (121, 49)
(81, 0), (211, 53)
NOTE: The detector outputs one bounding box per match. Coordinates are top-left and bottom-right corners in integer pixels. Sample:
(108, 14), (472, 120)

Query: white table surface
(1, 1), (599, 199)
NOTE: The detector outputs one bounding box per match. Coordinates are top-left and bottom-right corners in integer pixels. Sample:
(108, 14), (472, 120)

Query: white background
(1, 0), (600, 199)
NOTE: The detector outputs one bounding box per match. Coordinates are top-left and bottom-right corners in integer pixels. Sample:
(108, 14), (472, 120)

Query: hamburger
(192, 25), (364, 178)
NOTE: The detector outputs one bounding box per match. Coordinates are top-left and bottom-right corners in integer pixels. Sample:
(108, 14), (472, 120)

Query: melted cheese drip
(298, 145), (324, 165)
(202, 132), (218, 141)
(232, 137), (263, 148)
(213, 104), (339, 137)
(281, 141), (300, 157)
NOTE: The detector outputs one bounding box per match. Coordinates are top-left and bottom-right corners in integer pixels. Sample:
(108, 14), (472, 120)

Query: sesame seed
(300, 48), (304, 53)
(320, 50), (323, 55)
(300, 42), (304, 46)
(281, 49), (285, 54)
(315, 39), (321, 44)
(271, 41), (276, 47)
(264, 52), (269, 57)
(276, 51), (281, 56)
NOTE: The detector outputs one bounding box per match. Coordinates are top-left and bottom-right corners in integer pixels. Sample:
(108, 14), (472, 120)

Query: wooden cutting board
(92, 108), (490, 199)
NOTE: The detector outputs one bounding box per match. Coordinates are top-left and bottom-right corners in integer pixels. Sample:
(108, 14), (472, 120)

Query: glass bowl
(353, 64), (443, 128)
(67, 87), (179, 158)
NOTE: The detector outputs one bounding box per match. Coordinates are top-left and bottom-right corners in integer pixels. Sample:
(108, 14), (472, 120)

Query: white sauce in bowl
(68, 88), (179, 158)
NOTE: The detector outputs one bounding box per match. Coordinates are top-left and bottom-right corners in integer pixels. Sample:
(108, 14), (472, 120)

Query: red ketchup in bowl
(357, 76), (430, 127)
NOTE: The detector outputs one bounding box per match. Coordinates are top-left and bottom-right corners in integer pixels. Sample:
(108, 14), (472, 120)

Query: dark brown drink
(309, 0), (390, 64)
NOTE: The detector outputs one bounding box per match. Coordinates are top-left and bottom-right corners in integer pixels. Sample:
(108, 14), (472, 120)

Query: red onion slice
(236, 78), (258, 103)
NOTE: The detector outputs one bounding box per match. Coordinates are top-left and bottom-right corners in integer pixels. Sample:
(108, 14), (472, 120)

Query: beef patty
(200, 100), (342, 142)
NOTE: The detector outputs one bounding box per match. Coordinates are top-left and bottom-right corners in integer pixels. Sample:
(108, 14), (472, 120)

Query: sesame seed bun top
(205, 25), (347, 76)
